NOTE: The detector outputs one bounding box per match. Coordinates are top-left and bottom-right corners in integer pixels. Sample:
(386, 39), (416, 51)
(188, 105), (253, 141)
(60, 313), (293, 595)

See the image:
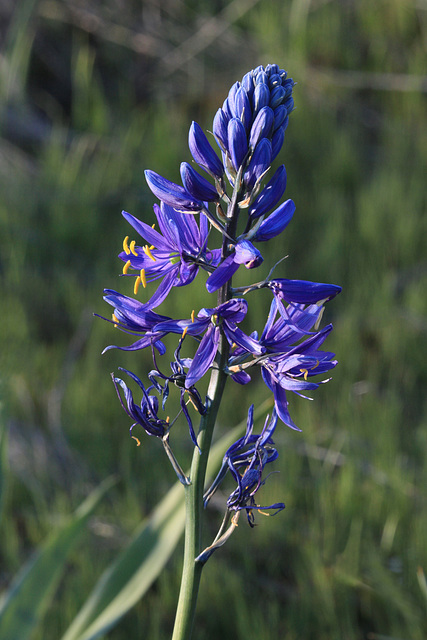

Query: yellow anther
(149, 244), (155, 251)
(166, 416), (170, 424)
(191, 310), (195, 322)
(129, 240), (138, 256)
(300, 368), (309, 381)
(122, 259), (131, 275)
(123, 236), (131, 255)
(151, 223), (156, 229)
(134, 276), (142, 295)
(182, 326), (188, 339)
(112, 313), (119, 327)
(140, 268), (147, 288)
(131, 435), (141, 446)
(143, 245), (156, 261)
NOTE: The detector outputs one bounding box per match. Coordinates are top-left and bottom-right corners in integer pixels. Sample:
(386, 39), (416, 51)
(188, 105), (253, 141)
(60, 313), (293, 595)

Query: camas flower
(226, 300), (337, 430)
(154, 299), (264, 388)
(101, 289), (170, 353)
(119, 204), (221, 308)
(260, 323), (338, 430)
(204, 405), (285, 527)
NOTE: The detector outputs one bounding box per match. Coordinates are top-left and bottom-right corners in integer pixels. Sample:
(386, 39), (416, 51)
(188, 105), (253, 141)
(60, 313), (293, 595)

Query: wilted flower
(204, 405), (285, 527)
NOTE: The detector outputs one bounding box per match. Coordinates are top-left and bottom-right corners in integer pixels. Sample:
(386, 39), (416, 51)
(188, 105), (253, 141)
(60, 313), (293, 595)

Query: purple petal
(122, 211), (171, 252)
(248, 165), (287, 219)
(234, 239), (263, 268)
(185, 324), (220, 388)
(188, 121), (224, 178)
(249, 106), (274, 149)
(253, 199), (295, 242)
(180, 162), (218, 202)
(205, 255), (240, 293)
(228, 118), (248, 172)
(243, 138), (272, 191)
(145, 170), (202, 211)
(268, 279), (342, 304)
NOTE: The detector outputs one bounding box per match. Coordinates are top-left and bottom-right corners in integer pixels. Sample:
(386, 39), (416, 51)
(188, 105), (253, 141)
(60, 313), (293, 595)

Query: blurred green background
(1, 0), (426, 638)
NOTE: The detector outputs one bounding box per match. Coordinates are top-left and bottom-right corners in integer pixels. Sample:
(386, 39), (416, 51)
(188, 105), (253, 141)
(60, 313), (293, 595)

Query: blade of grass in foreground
(0, 476), (116, 640)
(61, 399), (273, 640)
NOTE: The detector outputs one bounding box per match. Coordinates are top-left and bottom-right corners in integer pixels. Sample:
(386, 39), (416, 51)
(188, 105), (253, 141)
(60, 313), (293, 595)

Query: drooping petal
(185, 324), (220, 388)
(205, 254), (240, 293)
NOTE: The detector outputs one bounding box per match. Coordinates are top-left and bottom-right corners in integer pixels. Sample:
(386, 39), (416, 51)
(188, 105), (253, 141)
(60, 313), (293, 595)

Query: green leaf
(0, 477), (115, 640)
(60, 401), (273, 640)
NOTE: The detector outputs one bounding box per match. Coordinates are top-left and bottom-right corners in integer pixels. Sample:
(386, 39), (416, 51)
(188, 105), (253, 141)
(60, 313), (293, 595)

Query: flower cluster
(100, 64), (340, 543)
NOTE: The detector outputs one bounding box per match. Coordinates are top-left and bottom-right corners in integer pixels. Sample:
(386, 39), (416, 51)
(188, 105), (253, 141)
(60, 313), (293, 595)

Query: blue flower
(204, 405), (285, 527)
(101, 289), (170, 353)
(154, 299), (264, 388)
(226, 300), (337, 430)
(260, 323), (338, 430)
(119, 204), (221, 308)
(205, 238), (264, 293)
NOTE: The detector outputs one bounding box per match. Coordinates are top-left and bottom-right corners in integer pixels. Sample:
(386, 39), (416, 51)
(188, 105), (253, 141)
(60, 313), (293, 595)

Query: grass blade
(0, 477), (115, 640)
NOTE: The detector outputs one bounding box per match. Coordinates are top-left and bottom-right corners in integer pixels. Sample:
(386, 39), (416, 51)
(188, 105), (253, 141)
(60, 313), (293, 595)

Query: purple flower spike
(145, 170), (202, 211)
(252, 199), (295, 242)
(180, 162), (219, 202)
(189, 121), (224, 179)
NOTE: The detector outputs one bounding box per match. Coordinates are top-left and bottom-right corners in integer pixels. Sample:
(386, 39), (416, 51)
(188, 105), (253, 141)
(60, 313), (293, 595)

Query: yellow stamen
(300, 368), (309, 381)
(191, 309), (195, 322)
(143, 245), (156, 261)
(129, 240), (138, 256)
(131, 435), (141, 446)
(122, 259), (131, 274)
(112, 313), (119, 327)
(186, 392), (199, 411)
(140, 268), (147, 288)
(166, 416), (170, 424)
(149, 244), (155, 250)
(134, 276), (142, 295)
(151, 223), (156, 229)
(182, 326), (188, 339)
(123, 236), (131, 255)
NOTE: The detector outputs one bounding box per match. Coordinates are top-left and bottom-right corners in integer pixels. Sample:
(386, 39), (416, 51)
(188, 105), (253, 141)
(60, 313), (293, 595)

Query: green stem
(171, 341), (228, 640)
(171, 179), (242, 640)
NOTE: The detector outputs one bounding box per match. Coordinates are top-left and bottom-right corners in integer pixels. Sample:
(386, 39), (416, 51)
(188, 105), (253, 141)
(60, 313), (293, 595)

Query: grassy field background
(1, 1), (427, 638)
